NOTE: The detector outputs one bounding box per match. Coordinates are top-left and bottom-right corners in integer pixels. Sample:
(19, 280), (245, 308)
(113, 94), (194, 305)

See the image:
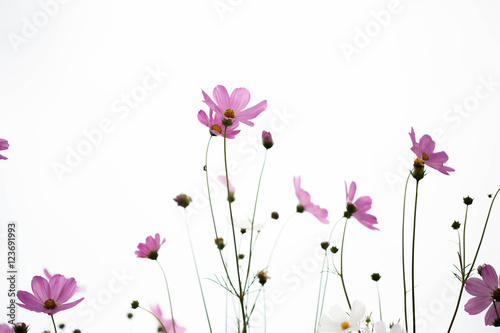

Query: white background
(1, 0), (500, 332)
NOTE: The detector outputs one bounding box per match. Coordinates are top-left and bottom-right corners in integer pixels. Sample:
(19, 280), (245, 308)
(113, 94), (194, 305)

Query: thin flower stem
(244, 150), (268, 292)
(138, 306), (168, 333)
(448, 187), (500, 332)
(183, 210), (213, 333)
(340, 218), (351, 310)
(401, 172), (410, 333)
(376, 282), (383, 322)
(314, 217), (343, 333)
(204, 135), (238, 295)
(156, 260), (177, 333)
(266, 213), (296, 268)
(457, 229), (463, 272)
(50, 315), (58, 333)
(462, 206), (469, 276)
(411, 180), (420, 333)
(223, 127), (247, 333)
(263, 286), (267, 333)
(313, 251), (328, 333)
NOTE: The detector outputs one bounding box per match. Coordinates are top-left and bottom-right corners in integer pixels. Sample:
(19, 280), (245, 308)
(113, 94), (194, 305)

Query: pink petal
(418, 134), (436, 154)
(353, 212), (379, 230)
(485, 302), (500, 326)
(481, 265), (499, 290)
(237, 100), (268, 126)
(52, 276), (77, 304)
(465, 278), (491, 297)
(0, 139), (8, 150)
(31, 276), (50, 302)
(409, 128), (420, 156)
(354, 196), (372, 212)
(50, 297), (84, 314)
(464, 296), (492, 315)
(197, 110), (210, 127)
(17, 290), (42, 309)
(213, 85), (231, 111)
(202, 91), (220, 116)
(293, 177), (311, 206)
(305, 203), (329, 224)
(229, 88), (250, 112)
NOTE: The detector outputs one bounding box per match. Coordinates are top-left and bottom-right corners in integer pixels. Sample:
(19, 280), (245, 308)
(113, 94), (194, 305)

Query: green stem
(411, 180), (420, 333)
(138, 306), (168, 333)
(244, 150), (268, 292)
(448, 187), (500, 332)
(462, 205), (469, 276)
(376, 282), (383, 322)
(183, 210), (213, 332)
(50, 315), (58, 333)
(204, 135), (238, 295)
(223, 126), (247, 333)
(340, 218), (351, 310)
(263, 286), (267, 333)
(156, 260), (177, 333)
(401, 173), (410, 333)
(313, 251), (328, 333)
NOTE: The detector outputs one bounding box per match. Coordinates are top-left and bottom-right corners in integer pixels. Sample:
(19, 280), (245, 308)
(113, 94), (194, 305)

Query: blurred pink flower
(0, 324), (13, 333)
(202, 85), (267, 126)
(151, 304), (186, 333)
(409, 127), (454, 175)
(0, 138), (9, 160)
(197, 108), (240, 139)
(17, 274), (84, 315)
(345, 181), (378, 231)
(135, 233), (165, 260)
(294, 176), (329, 224)
(465, 264), (500, 326)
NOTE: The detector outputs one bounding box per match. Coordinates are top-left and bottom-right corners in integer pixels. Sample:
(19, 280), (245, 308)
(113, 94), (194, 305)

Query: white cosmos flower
(319, 300), (365, 333)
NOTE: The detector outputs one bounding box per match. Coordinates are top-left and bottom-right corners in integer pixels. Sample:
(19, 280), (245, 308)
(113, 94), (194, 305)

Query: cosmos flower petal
(353, 212), (379, 230)
(31, 276), (50, 302)
(354, 196), (372, 212)
(197, 110), (210, 127)
(213, 85), (231, 111)
(465, 278), (490, 297)
(485, 302), (500, 326)
(418, 134), (436, 154)
(464, 296), (492, 315)
(481, 265), (498, 290)
(17, 290), (44, 310)
(349, 300), (366, 323)
(230, 88), (251, 112)
(348, 182), (356, 202)
(52, 297), (84, 314)
(53, 276), (77, 304)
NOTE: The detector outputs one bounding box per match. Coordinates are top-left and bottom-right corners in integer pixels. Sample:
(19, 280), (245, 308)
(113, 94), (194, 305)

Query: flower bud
(463, 196), (474, 205)
(59, 324), (65, 329)
(321, 241), (330, 250)
(13, 323), (29, 333)
(238, 254), (245, 260)
(297, 204), (305, 213)
(411, 158), (425, 181)
(127, 313), (133, 319)
(451, 221), (461, 230)
(174, 194), (192, 208)
(73, 330), (81, 333)
(131, 300), (139, 309)
(214, 237), (225, 250)
(271, 211), (279, 220)
(330, 246), (339, 254)
(262, 131), (274, 149)
(478, 264), (487, 276)
(257, 270), (270, 286)
(371, 273), (381, 282)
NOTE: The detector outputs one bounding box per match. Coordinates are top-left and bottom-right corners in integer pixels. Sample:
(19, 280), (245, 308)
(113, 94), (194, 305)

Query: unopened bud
(463, 196), (474, 205)
(451, 221), (461, 230)
(371, 273), (381, 282)
(257, 270), (270, 286)
(131, 300), (139, 309)
(271, 211), (279, 220)
(174, 193), (192, 208)
(321, 242), (330, 250)
(262, 131), (274, 149)
(215, 237), (226, 250)
(411, 158), (425, 181)
(330, 246), (339, 254)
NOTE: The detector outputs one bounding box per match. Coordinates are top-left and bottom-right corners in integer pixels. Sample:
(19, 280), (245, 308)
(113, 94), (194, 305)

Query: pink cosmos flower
(135, 233), (165, 260)
(345, 181), (378, 231)
(464, 264), (500, 326)
(197, 108), (240, 139)
(44, 269), (84, 292)
(151, 304), (186, 333)
(218, 175), (236, 202)
(0, 324), (13, 333)
(0, 139), (9, 160)
(17, 274), (84, 315)
(294, 176), (329, 224)
(409, 127), (454, 175)
(202, 85), (267, 126)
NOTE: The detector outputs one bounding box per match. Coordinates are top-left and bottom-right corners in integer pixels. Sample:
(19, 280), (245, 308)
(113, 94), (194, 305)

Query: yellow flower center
(341, 321), (350, 329)
(224, 109), (235, 118)
(43, 298), (57, 309)
(210, 124), (222, 134)
(413, 157), (424, 168)
(422, 152), (429, 161)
